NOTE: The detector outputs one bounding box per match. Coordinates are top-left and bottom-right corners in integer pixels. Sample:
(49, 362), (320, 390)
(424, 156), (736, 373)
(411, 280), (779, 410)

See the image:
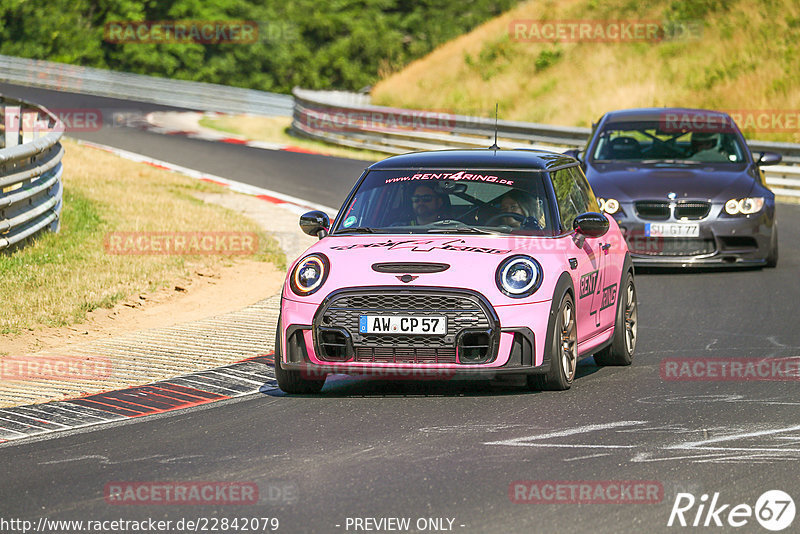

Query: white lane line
(667, 423), (800, 449)
(484, 420), (647, 447)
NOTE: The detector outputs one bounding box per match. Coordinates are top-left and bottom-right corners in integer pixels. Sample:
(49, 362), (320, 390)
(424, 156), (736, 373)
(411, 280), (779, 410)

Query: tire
(594, 270), (637, 366)
(766, 223), (778, 268)
(527, 292), (578, 391)
(274, 320), (326, 394)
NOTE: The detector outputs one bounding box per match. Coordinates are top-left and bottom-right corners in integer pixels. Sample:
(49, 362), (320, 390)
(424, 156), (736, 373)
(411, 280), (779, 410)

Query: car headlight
(597, 197), (620, 215)
(496, 255), (543, 298)
(724, 197), (765, 215)
(290, 253), (329, 296)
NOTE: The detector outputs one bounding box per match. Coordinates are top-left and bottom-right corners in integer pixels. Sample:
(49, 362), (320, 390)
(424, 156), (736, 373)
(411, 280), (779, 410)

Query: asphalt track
(1, 84), (800, 533)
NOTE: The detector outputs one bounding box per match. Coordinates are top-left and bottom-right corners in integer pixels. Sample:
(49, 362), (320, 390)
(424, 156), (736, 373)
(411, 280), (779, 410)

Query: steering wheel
(485, 212), (527, 226)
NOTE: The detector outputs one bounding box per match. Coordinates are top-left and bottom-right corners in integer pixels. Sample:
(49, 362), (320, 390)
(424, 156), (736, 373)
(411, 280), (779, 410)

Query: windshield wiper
(425, 221), (495, 235)
(639, 159), (702, 165)
(334, 226), (377, 234)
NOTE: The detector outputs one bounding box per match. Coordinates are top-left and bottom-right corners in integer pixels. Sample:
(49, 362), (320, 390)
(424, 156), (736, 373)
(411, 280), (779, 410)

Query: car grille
(675, 201), (710, 220)
(635, 201), (670, 220)
(315, 289), (495, 363)
(628, 238), (716, 256)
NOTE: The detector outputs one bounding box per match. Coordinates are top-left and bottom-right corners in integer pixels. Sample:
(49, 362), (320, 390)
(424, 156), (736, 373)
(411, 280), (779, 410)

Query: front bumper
(612, 202), (773, 267)
(279, 287), (553, 378)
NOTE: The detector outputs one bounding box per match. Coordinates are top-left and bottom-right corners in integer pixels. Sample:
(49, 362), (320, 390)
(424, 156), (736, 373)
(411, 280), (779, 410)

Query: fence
(291, 88), (800, 198)
(0, 54), (293, 117)
(0, 95), (65, 250)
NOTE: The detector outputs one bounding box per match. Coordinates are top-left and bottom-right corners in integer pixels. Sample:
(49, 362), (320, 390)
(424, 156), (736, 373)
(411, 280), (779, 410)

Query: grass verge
(0, 138), (284, 335)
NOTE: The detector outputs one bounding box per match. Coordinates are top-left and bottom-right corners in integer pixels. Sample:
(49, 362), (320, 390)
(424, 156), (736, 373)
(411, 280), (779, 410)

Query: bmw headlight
(597, 197), (620, 215)
(725, 197), (765, 215)
(496, 255), (543, 298)
(290, 253), (329, 296)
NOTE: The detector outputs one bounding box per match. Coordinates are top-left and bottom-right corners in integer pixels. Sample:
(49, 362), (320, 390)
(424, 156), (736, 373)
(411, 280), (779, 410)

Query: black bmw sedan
(568, 108), (781, 267)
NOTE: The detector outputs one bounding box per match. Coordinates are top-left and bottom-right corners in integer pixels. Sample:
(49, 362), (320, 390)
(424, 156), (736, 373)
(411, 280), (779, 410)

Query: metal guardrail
(291, 88), (800, 198)
(0, 95), (65, 250)
(0, 54), (293, 117)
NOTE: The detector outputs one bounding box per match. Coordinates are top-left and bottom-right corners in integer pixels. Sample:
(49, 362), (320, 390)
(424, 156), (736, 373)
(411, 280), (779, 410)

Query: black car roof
(603, 107), (733, 123)
(366, 149), (576, 171)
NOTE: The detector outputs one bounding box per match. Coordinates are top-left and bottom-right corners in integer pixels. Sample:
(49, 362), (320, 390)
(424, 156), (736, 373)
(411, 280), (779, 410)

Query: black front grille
(635, 201), (670, 220)
(355, 346), (456, 364)
(315, 288), (497, 363)
(629, 238), (716, 256)
(675, 201), (710, 220)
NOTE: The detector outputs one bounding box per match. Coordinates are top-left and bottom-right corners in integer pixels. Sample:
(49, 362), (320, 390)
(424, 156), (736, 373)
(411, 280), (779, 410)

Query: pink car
(276, 149), (637, 393)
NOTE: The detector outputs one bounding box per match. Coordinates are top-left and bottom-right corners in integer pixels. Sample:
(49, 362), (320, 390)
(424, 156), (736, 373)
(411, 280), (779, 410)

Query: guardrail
(0, 54), (293, 117)
(292, 88), (800, 198)
(0, 95), (65, 250)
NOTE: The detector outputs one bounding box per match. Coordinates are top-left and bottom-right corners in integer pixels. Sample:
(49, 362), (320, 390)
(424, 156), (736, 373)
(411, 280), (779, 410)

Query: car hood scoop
(371, 262), (450, 274)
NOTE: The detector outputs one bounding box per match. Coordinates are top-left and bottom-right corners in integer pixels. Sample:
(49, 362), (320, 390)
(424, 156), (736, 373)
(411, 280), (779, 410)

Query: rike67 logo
(668, 490), (795, 531)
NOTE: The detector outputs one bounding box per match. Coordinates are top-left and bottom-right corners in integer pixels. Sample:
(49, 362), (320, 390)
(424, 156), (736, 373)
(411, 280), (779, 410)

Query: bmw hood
(587, 162), (756, 201)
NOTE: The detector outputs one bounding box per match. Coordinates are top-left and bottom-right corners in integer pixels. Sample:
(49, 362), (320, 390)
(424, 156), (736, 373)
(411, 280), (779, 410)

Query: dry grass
(0, 138), (284, 335)
(372, 0), (800, 143)
(199, 115), (385, 161)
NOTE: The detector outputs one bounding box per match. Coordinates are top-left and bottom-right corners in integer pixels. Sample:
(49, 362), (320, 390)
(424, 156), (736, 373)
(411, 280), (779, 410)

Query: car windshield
(591, 120), (747, 163)
(332, 169), (557, 235)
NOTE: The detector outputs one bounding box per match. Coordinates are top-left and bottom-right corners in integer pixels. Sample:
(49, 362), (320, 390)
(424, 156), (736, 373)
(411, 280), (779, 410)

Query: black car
(567, 108), (781, 267)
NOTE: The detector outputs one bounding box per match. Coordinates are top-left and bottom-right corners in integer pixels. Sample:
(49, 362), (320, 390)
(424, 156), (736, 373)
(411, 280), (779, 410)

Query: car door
(552, 168), (605, 343)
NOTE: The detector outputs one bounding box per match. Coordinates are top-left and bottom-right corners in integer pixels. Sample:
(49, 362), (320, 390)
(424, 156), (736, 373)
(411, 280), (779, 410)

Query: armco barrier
(0, 95), (64, 250)
(291, 88), (800, 198)
(0, 54), (293, 117)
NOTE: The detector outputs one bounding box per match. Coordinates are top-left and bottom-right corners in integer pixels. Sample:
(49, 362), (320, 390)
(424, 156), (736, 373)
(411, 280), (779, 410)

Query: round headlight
(496, 255), (543, 298)
(740, 197), (765, 214)
(290, 254), (329, 296)
(603, 198), (620, 214)
(724, 199), (740, 215)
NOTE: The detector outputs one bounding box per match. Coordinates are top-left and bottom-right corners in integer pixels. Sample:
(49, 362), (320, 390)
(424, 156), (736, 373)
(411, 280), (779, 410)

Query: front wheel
(766, 223), (778, 268)
(594, 271), (637, 366)
(527, 292), (578, 391)
(274, 322), (326, 394)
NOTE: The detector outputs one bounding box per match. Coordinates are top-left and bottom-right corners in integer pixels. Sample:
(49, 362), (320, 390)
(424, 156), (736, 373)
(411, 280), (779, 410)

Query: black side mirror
(562, 149), (582, 161)
(758, 152), (782, 166)
(573, 212), (609, 238)
(300, 210), (330, 239)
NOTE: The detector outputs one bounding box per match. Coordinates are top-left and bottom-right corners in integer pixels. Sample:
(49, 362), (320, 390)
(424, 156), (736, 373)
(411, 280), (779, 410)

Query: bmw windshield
(591, 120), (748, 164)
(332, 169), (558, 235)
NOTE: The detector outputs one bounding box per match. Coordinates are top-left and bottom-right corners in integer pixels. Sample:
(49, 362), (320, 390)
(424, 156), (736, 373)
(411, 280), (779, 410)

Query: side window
(551, 167), (590, 231)
(569, 166), (599, 213)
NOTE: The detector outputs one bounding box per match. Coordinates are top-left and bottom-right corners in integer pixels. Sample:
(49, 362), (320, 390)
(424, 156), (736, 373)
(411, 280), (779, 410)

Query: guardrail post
(21, 109), (38, 143)
(4, 105), (21, 148)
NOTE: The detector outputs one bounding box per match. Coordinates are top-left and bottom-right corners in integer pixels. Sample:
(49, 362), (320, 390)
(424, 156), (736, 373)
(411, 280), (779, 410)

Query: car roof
(602, 107), (733, 123)
(367, 149), (576, 171)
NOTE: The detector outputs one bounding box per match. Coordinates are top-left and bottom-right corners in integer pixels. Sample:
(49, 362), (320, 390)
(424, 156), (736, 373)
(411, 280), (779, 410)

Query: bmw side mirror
(573, 212), (609, 238)
(758, 152), (782, 166)
(300, 210), (330, 239)
(563, 149), (582, 162)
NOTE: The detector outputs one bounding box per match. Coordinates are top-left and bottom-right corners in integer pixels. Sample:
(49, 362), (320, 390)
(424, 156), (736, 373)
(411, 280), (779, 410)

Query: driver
(689, 132), (728, 162)
(497, 190), (545, 228)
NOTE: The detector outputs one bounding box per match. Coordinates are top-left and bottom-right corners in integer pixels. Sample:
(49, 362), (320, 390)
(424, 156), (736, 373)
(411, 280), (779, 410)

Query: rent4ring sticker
(359, 315), (447, 335)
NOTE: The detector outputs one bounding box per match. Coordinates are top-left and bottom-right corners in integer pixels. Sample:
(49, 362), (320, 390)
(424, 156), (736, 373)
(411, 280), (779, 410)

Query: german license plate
(645, 223), (699, 238)
(359, 315), (447, 335)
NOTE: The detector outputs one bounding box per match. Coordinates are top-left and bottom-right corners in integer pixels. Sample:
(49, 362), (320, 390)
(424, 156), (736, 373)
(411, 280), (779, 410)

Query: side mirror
(573, 212), (609, 238)
(299, 210), (330, 239)
(563, 149), (582, 161)
(758, 152), (782, 166)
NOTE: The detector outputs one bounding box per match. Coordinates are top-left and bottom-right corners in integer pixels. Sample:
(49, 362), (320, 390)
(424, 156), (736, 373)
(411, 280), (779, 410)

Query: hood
(586, 162), (756, 201)
(283, 234), (572, 305)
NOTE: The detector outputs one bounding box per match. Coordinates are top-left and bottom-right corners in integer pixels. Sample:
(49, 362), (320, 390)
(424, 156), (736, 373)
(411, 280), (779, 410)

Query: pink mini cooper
(275, 149), (637, 393)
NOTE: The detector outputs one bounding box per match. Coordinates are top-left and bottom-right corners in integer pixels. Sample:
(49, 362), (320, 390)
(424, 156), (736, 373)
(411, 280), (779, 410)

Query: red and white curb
(76, 139), (338, 217)
(0, 355), (277, 445)
(144, 111), (327, 155)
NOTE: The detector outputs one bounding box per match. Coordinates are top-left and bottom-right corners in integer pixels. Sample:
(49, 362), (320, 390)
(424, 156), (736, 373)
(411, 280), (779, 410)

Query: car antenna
(489, 103), (499, 150)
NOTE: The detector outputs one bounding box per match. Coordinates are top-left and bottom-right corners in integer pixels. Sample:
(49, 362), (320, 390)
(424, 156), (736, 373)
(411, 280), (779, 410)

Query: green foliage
(0, 0), (519, 93)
